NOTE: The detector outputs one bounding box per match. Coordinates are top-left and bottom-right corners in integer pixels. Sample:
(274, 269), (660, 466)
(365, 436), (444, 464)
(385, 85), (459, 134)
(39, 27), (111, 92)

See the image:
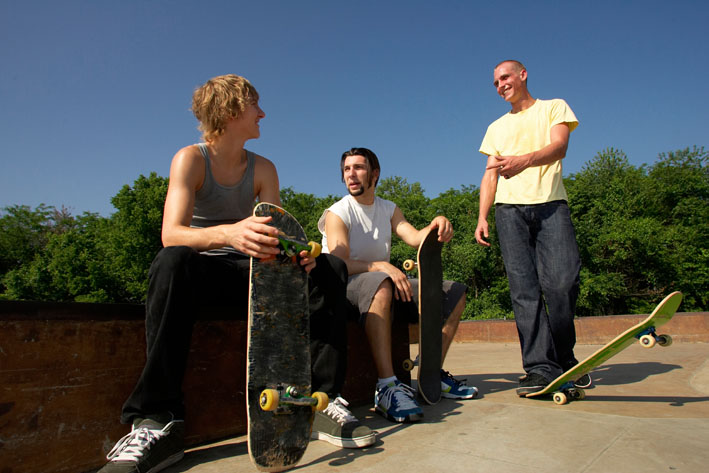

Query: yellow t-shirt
(479, 99), (578, 204)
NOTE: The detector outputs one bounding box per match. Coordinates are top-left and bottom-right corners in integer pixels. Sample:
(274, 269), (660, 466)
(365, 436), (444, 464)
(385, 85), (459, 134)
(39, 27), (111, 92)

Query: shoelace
(325, 396), (357, 425)
(380, 382), (419, 410)
(106, 421), (174, 462)
(442, 370), (467, 387)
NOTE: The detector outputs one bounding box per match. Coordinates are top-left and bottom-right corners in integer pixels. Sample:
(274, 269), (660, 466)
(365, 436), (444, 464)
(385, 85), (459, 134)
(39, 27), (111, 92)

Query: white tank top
(317, 195), (396, 262)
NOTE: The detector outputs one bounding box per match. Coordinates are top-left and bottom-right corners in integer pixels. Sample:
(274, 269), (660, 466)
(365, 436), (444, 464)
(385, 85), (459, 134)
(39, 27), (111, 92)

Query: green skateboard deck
(526, 291), (683, 405)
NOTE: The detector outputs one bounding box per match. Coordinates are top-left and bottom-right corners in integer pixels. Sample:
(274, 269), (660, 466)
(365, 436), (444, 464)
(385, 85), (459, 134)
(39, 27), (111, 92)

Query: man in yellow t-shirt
(475, 60), (588, 396)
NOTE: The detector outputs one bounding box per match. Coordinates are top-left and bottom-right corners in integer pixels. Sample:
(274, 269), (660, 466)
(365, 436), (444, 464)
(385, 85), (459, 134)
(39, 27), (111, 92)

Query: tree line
(1, 147), (706, 319)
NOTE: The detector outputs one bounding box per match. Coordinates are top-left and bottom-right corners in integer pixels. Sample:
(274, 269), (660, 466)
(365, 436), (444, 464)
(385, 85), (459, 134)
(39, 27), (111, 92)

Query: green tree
(280, 187), (340, 241)
(430, 186), (512, 320)
(106, 173), (168, 301)
(566, 147), (708, 314)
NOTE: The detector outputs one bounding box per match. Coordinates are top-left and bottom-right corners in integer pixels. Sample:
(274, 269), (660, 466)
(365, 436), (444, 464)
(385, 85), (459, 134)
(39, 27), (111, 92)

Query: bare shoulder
(171, 144), (205, 170)
(251, 152), (280, 204)
(169, 144), (206, 189)
(252, 152), (278, 174)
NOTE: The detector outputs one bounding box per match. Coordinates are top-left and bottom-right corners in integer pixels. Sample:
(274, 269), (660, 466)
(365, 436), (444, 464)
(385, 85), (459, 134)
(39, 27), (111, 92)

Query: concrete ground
(161, 341), (709, 473)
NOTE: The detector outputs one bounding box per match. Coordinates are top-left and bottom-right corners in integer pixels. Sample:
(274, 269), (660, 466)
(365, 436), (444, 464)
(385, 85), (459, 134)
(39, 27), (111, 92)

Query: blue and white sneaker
(374, 380), (423, 423)
(440, 370), (479, 399)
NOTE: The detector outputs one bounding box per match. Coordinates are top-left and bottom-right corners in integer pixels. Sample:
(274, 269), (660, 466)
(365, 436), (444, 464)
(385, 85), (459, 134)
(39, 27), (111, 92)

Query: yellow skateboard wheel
(312, 391), (329, 411)
(260, 389), (280, 411)
(308, 241), (322, 258)
(553, 392), (568, 405)
(402, 358), (415, 371)
(639, 334), (656, 348)
(402, 259), (415, 271)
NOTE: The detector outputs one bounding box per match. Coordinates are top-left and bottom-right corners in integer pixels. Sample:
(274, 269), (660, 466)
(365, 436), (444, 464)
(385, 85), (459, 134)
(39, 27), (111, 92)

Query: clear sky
(1, 0), (707, 217)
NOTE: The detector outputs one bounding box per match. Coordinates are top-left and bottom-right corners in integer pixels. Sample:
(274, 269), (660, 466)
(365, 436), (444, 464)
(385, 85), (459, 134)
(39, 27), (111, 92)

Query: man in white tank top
(319, 147), (479, 424)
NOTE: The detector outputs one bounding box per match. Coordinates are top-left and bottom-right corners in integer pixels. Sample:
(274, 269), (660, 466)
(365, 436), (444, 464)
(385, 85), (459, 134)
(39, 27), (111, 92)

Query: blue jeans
(495, 201), (580, 380)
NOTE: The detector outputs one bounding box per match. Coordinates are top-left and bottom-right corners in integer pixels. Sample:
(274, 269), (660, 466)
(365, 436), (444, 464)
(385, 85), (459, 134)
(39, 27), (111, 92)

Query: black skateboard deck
(403, 226), (443, 405)
(247, 202), (326, 472)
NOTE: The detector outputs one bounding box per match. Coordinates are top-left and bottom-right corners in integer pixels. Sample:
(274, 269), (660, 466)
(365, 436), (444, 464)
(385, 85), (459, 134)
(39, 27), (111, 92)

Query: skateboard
(526, 291), (683, 405)
(247, 202), (328, 472)
(402, 226), (443, 405)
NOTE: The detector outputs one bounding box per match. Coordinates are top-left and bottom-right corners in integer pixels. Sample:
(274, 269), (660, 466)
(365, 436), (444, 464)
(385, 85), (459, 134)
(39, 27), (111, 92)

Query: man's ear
(371, 168), (380, 187)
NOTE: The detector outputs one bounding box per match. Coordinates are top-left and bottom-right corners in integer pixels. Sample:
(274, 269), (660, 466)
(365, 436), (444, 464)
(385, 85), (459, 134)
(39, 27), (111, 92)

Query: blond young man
(475, 61), (589, 396)
(319, 147), (478, 424)
(99, 76), (373, 473)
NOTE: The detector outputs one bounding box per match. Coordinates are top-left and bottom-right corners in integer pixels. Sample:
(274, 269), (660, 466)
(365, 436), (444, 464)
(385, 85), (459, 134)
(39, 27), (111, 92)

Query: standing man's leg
(495, 204), (561, 388)
(535, 201), (581, 370)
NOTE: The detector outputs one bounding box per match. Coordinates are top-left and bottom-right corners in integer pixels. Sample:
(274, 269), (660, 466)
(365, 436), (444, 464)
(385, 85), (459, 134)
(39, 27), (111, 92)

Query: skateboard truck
(551, 382), (587, 405)
(259, 385), (329, 413)
(636, 327), (673, 348)
(275, 234), (322, 259)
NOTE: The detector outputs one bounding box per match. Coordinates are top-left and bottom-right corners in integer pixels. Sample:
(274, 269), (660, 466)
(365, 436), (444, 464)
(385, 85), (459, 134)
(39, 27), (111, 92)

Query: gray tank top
(191, 143), (256, 255)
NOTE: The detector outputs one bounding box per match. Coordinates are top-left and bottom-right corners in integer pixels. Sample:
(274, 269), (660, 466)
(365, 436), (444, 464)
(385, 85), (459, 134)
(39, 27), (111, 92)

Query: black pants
(121, 246), (348, 423)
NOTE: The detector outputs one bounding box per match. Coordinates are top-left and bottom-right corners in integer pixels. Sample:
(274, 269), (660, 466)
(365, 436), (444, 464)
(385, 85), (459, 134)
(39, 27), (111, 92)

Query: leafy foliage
(1, 173), (167, 302)
(1, 148), (706, 318)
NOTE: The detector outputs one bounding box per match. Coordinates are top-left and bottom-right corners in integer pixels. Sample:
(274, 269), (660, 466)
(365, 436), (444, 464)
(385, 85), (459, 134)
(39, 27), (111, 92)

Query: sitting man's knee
(151, 246), (197, 274)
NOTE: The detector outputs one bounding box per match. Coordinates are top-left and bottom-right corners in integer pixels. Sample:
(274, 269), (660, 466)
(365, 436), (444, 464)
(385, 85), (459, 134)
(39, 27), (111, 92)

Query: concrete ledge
(447, 312), (709, 344)
(0, 301), (410, 473)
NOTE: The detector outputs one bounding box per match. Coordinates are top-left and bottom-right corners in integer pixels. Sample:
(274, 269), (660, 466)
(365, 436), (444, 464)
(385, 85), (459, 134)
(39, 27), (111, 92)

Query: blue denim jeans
(495, 201), (580, 380)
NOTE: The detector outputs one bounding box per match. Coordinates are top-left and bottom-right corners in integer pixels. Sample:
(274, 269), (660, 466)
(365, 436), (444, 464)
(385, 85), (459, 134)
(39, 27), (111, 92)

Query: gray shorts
(346, 271), (467, 326)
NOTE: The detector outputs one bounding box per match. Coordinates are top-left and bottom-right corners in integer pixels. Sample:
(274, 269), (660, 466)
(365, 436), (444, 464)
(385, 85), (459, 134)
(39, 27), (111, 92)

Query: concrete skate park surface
(155, 314), (709, 473)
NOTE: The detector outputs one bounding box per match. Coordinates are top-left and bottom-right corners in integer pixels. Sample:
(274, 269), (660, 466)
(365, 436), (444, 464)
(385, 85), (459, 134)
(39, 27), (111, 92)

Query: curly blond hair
(191, 74), (260, 142)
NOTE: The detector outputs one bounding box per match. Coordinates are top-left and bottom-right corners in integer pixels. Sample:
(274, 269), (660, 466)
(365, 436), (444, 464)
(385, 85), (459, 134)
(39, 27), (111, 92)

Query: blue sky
(1, 0), (707, 217)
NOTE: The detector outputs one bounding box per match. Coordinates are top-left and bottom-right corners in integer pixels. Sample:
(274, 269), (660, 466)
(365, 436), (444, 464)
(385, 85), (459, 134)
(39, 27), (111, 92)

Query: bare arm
(486, 122), (571, 179)
(253, 155), (281, 206)
(475, 155), (500, 247)
(323, 211), (414, 301)
(392, 207), (453, 246)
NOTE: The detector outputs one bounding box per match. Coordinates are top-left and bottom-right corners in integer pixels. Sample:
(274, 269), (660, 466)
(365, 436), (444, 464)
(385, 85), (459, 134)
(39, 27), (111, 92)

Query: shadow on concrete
(449, 361), (684, 397)
(168, 440), (248, 471)
(585, 361), (682, 386)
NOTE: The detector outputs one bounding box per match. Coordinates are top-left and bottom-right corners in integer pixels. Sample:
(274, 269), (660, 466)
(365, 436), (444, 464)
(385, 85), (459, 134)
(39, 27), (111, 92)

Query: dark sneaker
(374, 380), (423, 423)
(574, 373), (593, 389)
(311, 396), (376, 448)
(516, 373), (551, 397)
(440, 370), (479, 399)
(98, 418), (185, 473)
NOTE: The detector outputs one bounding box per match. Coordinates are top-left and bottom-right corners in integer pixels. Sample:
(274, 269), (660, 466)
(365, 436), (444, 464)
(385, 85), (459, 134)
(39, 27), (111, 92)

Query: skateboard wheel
(402, 259), (415, 271)
(259, 389), (280, 411)
(312, 391), (329, 411)
(552, 392), (568, 405)
(402, 358), (414, 371)
(308, 241), (322, 258)
(572, 388), (585, 400)
(639, 334), (656, 348)
(657, 334), (673, 347)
